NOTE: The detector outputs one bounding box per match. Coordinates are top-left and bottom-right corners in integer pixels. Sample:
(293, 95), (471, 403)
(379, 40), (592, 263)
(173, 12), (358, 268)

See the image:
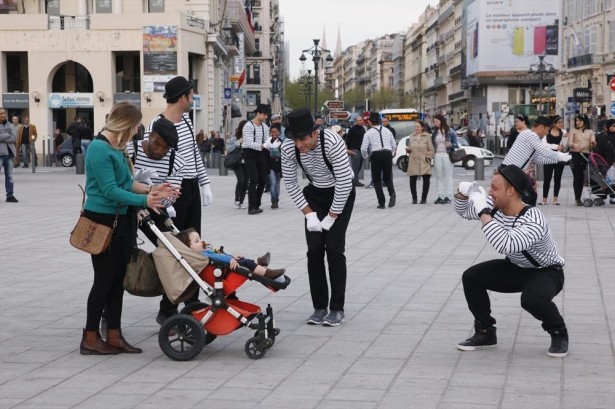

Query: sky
(279, 0), (440, 80)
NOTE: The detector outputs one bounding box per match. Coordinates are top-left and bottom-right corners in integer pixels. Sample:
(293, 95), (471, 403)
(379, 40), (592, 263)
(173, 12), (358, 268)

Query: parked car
(393, 136), (494, 171)
(56, 137), (75, 167)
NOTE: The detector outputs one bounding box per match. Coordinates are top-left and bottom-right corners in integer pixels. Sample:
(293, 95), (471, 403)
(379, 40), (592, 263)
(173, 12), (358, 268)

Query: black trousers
(542, 162), (565, 198)
(370, 150), (395, 205)
(462, 259), (565, 331)
(409, 175), (431, 201)
(303, 184), (355, 311)
(84, 211), (132, 331)
(570, 152), (588, 200)
(244, 148), (268, 210)
(234, 164), (248, 204)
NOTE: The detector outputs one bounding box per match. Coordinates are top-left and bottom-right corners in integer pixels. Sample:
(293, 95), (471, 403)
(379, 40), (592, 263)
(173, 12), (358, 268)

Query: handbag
(449, 149), (468, 163)
(69, 186), (118, 255)
(224, 148), (243, 169)
(124, 247), (164, 297)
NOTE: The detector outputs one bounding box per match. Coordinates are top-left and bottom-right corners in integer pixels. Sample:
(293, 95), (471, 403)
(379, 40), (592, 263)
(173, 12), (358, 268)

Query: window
(609, 19), (615, 52)
(147, 0), (164, 13)
(46, 0), (60, 15)
(95, 0), (112, 13)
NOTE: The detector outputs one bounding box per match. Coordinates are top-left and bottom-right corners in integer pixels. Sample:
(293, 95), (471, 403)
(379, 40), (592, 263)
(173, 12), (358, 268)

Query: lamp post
(528, 55), (556, 115)
(299, 39), (334, 114)
(299, 70), (314, 108)
(461, 76), (480, 128)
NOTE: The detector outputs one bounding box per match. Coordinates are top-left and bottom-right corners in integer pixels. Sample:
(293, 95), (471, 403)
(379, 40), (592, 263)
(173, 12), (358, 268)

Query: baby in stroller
(175, 228), (286, 282)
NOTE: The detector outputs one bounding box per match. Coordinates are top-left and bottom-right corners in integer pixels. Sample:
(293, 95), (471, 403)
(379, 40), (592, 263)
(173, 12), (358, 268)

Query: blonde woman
(81, 101), (178, 355)
(568, 114), (596, 206)
(406, 120), (434, 204)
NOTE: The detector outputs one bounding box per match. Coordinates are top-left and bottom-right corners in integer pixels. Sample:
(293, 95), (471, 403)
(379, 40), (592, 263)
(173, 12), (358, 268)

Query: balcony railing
(448, 90), (466, 101)
(434, 76), (447, 86)
(567, 54), (600, 68)
(227, 0), (256, 52)
(48, 15), (90, 30)
(449, 64), (462, 76)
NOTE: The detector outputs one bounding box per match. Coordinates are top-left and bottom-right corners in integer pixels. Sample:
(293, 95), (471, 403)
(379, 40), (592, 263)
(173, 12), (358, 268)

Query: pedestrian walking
(540, 115), (566, 206)
(242, 103), (270, 214)
(228, 121), (248, 209)
(406, 120), (434, 204)
(0, 108), (18, 202)
(345, 116), (366, 187)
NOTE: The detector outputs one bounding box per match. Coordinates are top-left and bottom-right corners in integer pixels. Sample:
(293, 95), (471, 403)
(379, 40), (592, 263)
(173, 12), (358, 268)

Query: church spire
(335, 24), (342, 58)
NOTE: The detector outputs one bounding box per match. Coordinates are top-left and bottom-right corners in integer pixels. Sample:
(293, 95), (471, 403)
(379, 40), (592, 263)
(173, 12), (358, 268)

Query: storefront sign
(48, 93), (94, 108)
(2, 93), (29, 109)
(573, 88), (592, 103)
(113, 93), (141, 107)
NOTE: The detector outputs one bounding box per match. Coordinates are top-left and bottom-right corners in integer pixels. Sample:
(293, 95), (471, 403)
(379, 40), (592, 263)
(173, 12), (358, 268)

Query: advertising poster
(466, 0), (560, 75)
(143, 26), (178, 92)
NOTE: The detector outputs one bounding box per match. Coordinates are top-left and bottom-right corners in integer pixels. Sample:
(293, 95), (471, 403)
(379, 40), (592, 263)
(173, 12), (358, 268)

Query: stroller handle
(137, 208), (179, 234)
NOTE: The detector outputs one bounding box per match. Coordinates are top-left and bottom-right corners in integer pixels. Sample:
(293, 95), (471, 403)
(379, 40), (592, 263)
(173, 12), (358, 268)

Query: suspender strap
(295, 130), (334, 183)
(378, 126), (384, 149)
(168, 149), (176, 177)
(511, 205), (541, 268)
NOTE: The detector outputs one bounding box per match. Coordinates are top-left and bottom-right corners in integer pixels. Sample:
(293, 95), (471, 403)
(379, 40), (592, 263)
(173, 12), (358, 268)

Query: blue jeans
(348, 149), (363, 183)
(81, 140), (91, 159)
(268, 169), (281, 201)
(0, 155), (15, 197)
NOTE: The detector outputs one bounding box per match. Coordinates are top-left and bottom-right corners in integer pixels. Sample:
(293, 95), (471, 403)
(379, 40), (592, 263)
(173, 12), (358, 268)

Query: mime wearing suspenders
(241, 104), (270, 214)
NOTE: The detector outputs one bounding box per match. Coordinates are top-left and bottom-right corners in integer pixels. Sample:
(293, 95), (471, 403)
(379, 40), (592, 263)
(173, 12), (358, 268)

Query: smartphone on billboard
(546, 22), (559, 55)
(473, 23), (479, 58)
(513, 26), (524, 55)
(534, 26), (547, 55)
(524, 26), (534, 55)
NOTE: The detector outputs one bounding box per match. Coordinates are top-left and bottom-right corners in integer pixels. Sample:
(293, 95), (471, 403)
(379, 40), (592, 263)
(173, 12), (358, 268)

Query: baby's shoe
(257, 252), (271, 267)
(264, 268), (285, 280)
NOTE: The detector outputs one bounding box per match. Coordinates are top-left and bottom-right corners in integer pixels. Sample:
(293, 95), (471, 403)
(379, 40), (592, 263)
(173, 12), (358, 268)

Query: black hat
(499, 164), (529, 194)
(254, 103), (270, 114)
(286, 108), (318, 139)
(163, 76), (194, 100)
(151, 117), (178, 149)
(533, 116), (553, 127)
(368, 111), (381, 123)
(605, 118), (615, 129)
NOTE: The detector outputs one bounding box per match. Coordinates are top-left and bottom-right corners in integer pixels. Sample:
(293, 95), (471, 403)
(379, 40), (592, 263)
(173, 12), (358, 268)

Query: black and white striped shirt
(502, 129), (558, 169)
(132, 140), (185, 187)
(144, 113), (210, 186)
(454, 197), (565, 268)
(360, 125), (397, 158)
(281, 129), (354, 214)
(241, 120), (270, 151)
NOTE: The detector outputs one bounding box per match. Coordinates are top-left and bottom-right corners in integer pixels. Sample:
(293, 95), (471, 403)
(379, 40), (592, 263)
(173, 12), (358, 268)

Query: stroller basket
(137, 210), (290, 361)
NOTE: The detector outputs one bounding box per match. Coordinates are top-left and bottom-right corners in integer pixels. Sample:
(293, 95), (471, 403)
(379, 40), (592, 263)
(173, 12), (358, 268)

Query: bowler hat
(254, 103), (271, 114)
(286, 108), (319, 139)
(368, 111), (381, 123)
(533, 116), (553, 127)
(163, 76), (194, 100)
(499, 164), (529, 195)
(151, 117), (178, 149)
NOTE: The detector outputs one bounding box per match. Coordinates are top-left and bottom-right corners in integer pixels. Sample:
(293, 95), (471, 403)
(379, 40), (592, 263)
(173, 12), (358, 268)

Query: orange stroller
(137, 210), (291, 361)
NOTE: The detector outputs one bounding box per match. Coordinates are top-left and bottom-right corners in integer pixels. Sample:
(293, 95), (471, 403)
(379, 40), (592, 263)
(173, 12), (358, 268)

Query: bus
(380, 109), (424, 141)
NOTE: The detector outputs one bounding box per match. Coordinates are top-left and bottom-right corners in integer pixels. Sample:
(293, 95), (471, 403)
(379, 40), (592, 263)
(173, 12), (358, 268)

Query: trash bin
(219, 155), (228, 176)
(75, 153), (85, 175)
(474, 157), (485, 181)
(535, 164), (544, 182)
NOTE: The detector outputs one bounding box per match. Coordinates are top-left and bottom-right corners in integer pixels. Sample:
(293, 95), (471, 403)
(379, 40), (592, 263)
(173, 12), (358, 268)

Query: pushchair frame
(580, 152), (615, 207)
(137, 209), (290, 361)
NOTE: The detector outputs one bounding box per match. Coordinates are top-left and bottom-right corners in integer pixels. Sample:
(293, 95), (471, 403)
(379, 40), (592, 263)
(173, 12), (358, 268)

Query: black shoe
(156, 310), (177, 325)
(547, 327), (568, 358)
(457, 322), (497, 351)
(248, 208), (263, 215)
(412, 199), (418, 204)
(443, 197), (451, 204)
(22, 164), (28, 168)
(420, 199), (427, 204)
(354, 181), (364, 187)
(365, 184), (373, 189)
(6, 195), (18, 203)
(434, 198), (443, 204)
(377, 204), (385, 209)
(388, 193), (396, 208)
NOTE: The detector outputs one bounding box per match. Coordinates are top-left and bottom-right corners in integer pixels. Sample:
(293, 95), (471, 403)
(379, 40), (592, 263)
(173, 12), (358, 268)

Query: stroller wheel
(583, 198), (594, 207)
(254, 330), (275, 348)
(244, 337), (267, 360)
(593, 198), (605, 206)
(159, 315), (205, 361)
(180, 302), (217, 345)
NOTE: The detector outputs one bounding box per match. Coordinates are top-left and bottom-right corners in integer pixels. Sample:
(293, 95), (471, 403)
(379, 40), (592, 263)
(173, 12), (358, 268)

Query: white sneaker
(234, 201), (241, 209)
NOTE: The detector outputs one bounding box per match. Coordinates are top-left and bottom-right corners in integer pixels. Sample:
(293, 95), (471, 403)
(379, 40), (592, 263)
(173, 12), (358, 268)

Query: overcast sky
(279, 0), (440, 80)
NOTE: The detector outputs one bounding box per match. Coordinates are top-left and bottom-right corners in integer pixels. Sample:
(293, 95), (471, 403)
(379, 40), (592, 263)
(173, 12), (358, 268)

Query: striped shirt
(241, 120), (270, 151)
(281, 129), (354, 214)
(502, 129), (558, 169)
(454, 197), (565, 268)
(132, 141), (185, 187)
(144, 113), (210, 186)
(360, 125), (396, 158)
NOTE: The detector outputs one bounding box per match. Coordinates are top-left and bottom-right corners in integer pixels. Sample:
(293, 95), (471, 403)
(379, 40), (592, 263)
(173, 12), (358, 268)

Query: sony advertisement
(466, 0), (561, 75)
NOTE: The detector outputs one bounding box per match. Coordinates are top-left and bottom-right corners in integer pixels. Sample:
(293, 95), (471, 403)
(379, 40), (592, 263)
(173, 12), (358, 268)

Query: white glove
(200, 184), (213, 206)
(305, 212), (322, 232)
(467, 182), (486, 197)
(166, 205), (176, 218)
(458, 182), (474, 196)
(557, 152), (572, 162)
(134, 168), (158, 185)
(320, 214), (336, 231)
(469, 192), (489, 215)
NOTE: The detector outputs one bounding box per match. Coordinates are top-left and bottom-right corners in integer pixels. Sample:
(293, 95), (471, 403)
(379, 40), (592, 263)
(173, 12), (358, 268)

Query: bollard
(212, 153), (221, 169)
(31, 143), (36, 173)
(219, 155), (228, 176)
(75, 153), (85, 174)
(474, 157), (485, 180)
(535, 163), (544, 182)
(358, 167), (364, 180)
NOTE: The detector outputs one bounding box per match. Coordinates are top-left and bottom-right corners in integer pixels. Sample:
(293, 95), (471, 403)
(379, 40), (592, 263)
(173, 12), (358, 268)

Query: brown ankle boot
(257, 252), (271, 267)
(264, 268), (285, 280)
(80, 329), (121, 355)
(105, 329), (143, 353)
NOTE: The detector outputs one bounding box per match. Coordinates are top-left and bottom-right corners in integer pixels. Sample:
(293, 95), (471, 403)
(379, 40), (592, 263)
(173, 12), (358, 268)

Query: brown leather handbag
(69, 186), (118, 255)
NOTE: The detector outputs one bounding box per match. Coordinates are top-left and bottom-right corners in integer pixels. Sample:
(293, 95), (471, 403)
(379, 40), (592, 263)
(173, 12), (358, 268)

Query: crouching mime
(454, 164), (568, 357)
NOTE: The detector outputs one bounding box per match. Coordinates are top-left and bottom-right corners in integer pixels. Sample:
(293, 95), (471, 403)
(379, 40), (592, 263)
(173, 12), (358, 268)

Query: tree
(283, 76), (305, 110)
(371, 88), (397, 110)
(342, 87), (366, 112)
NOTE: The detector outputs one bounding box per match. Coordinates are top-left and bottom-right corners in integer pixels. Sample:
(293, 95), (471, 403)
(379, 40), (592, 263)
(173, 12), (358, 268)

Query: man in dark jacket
(67, 116), (82, 155)
(345, 116), (366, 186)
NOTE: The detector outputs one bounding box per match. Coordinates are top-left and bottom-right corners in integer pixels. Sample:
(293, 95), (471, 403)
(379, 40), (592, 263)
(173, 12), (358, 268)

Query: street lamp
(299, 70), (314, 108)
(528, 55), (556, 115)
(461, 76), (480, 128)
(299, 39), (334, 114)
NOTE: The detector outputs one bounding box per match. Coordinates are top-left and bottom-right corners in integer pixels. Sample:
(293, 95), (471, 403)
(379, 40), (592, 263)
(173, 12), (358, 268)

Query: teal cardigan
(84, 138), (147, 214)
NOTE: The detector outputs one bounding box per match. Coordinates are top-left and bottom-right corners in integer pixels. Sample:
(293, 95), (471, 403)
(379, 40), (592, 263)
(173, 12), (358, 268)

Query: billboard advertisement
(143, 26), (178, 92)
(466, 0), (560, 75)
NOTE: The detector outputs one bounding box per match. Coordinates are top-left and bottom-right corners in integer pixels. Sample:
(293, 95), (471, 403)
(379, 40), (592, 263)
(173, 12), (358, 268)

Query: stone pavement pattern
(1, 165), (614, 409)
